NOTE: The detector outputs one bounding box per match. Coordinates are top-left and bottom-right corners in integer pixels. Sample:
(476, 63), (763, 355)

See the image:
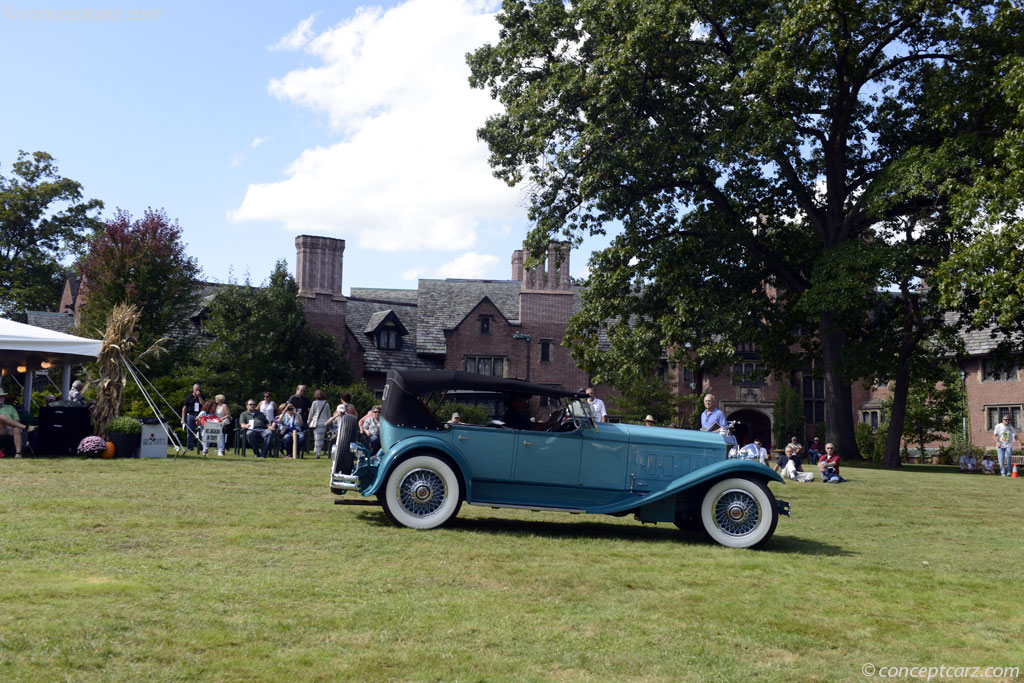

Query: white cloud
(270, 13), (317, 51)
(251, 136), (269, 148)
(402, 266), (429, 281)
(435, 252), (499, 279)
(231, 0), (521, 252)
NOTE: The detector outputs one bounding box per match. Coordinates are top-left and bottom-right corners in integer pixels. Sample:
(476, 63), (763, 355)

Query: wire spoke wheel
(699, 477), (778, 548)
(382, 455), (462, 530)
(398, 468), (447, 517)
(712, 489), (761, 536)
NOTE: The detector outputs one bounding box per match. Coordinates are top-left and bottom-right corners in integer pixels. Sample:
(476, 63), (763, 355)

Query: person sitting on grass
(774, 445), (792, 473)
(959, 452), (979, 473)
(981, 453), (996, 474)
(818, 443), (846, 483)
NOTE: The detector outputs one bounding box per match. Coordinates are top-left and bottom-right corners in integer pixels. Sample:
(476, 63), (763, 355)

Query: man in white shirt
(737, 438), (768, 465)
(585, 387), (607, 422)
(959, 452), (978, 473)
(993, 415), (1018, 477)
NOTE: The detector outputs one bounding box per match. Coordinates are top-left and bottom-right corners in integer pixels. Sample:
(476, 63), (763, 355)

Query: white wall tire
(382, 455), (462, 530)
(700, 477), (778, 549)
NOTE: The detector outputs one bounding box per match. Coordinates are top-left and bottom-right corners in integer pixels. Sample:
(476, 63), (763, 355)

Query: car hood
(609, 422), (728, 450)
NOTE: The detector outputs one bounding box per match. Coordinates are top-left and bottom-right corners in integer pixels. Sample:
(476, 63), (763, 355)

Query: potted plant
(77, 435), (109, 458)
(106, 416), (141, 458)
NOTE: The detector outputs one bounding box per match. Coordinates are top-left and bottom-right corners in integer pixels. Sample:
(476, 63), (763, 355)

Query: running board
(470, 501), (586, 513)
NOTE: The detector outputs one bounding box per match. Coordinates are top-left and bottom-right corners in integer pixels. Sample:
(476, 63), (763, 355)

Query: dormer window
(378, 326), (400, 350)
(364, 309), (408, 351)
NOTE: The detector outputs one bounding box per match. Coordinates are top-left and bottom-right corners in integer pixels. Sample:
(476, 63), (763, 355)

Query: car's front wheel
(381, 455), (462, 530)
(700, 477), (778, 549)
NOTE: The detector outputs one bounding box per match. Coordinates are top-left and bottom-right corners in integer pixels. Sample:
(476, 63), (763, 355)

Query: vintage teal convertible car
(331, 370), (789, 548)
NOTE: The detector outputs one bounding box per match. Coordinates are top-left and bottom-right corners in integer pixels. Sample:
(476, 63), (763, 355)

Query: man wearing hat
(0, 389), (33, 457)
(808, 437), (823, 464)
(644, 415), (655, 426)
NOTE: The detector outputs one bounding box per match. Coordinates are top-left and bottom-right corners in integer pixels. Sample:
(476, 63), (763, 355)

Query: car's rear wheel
(381, 455), (462, 529)
(699, 477), (778, 548)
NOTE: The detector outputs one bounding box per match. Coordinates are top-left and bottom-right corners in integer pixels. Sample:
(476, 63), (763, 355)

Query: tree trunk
(883, 365), (910, 469)
(819, 318), (860, 460)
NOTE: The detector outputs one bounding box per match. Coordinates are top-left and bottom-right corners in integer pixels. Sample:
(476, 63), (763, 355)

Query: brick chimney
(295, 235), (348, 350)
(517, 242), (573, 323)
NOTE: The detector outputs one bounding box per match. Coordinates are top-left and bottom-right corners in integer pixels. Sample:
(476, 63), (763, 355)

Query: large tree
(196, 261), (352, 403)
(468, 0), (1022, 463)
(0, 151), (103, 320)
(78, 208), (200, 353)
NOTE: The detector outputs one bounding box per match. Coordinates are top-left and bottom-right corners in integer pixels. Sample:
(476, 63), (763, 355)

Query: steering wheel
(545, 409), (580, 432)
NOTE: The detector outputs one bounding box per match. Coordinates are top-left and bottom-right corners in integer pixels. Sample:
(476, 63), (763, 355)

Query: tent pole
(62, 362), (71, 400)
(22, 363), (32, 409)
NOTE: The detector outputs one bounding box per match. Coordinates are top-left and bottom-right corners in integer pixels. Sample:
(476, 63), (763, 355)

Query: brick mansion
(36, 234), (1022, 450)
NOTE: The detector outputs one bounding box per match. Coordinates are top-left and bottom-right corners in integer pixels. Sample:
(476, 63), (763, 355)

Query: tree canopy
(78, 208), (200, 353)
(469, 0), (1023, 464)
(0, 151), (103, 320)
(196, 261), (352, 403)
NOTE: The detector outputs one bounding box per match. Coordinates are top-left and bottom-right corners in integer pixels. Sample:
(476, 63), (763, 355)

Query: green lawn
(1, 456), (1022, 681)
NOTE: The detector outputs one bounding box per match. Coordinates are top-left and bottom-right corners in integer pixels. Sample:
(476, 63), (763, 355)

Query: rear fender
(361, 435), (472, 499)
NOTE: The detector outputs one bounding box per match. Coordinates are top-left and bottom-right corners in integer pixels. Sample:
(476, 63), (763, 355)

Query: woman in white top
(359, 405), (382, 453)
(257, 392), (276, 424)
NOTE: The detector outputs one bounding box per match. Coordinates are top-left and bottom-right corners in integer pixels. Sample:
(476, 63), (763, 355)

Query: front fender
(586, 459), (783, 514)
(361, 434), (473, 499)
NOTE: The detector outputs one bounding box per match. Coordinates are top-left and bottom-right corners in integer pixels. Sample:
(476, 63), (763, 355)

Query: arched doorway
(727, 408), (773, 449)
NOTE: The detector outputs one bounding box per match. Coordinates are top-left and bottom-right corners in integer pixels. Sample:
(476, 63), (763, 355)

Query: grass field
(1, 455), (1022, 681)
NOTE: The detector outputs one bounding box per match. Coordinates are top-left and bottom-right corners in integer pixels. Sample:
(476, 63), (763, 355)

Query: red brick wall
(963, 358), (1023, 449)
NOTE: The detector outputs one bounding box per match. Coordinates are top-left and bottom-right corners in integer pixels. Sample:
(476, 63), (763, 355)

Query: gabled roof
(364, 309), (408, 336)
(416, 279), (521, 355)
(344, 298), (439, 374)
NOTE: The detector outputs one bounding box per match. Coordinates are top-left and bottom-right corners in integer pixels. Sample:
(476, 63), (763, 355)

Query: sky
(0, 0), (612, 294)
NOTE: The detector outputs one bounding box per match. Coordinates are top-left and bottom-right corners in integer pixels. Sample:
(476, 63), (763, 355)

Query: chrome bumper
(331, 473), (360, 492)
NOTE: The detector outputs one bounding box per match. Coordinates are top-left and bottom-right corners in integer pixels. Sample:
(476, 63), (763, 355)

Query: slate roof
(349, 287), (419, 305)
(345, 298), (441, 373)
(25, 311), (76, 334)
(416, 279), (522, 355)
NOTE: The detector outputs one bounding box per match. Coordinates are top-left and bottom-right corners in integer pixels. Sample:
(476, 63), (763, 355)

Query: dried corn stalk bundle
(87, 303), (166, 435)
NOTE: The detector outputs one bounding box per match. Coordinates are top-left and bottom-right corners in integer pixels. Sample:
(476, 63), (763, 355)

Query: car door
(448, 423), (516, 482)
(512, 428), (583, 488)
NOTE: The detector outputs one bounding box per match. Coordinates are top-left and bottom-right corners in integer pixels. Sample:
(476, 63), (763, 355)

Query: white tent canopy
(0, 317), (101, 406)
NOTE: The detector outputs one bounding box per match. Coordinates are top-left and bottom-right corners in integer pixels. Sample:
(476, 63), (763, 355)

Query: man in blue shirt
(700, 394), (727, 432)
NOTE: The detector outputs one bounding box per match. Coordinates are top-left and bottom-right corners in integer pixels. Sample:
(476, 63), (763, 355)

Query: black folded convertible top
(382, 369), (587, 429)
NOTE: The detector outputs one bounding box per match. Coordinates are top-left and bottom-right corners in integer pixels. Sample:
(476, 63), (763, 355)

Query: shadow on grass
(352, 507), (852, 555)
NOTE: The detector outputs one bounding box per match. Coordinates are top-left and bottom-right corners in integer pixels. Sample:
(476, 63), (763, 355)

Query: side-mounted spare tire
(331, 414), (359, 478)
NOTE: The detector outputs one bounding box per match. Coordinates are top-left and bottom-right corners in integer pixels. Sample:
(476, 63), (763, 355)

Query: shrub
(106, 416), (141, 435)
(437, 401), (491, 425)
(855, 422), (875, 461)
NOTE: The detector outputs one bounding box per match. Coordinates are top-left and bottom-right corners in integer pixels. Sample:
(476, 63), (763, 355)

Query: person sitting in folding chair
(275, 403), (306, 457)
(196, 400), (222, 457)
